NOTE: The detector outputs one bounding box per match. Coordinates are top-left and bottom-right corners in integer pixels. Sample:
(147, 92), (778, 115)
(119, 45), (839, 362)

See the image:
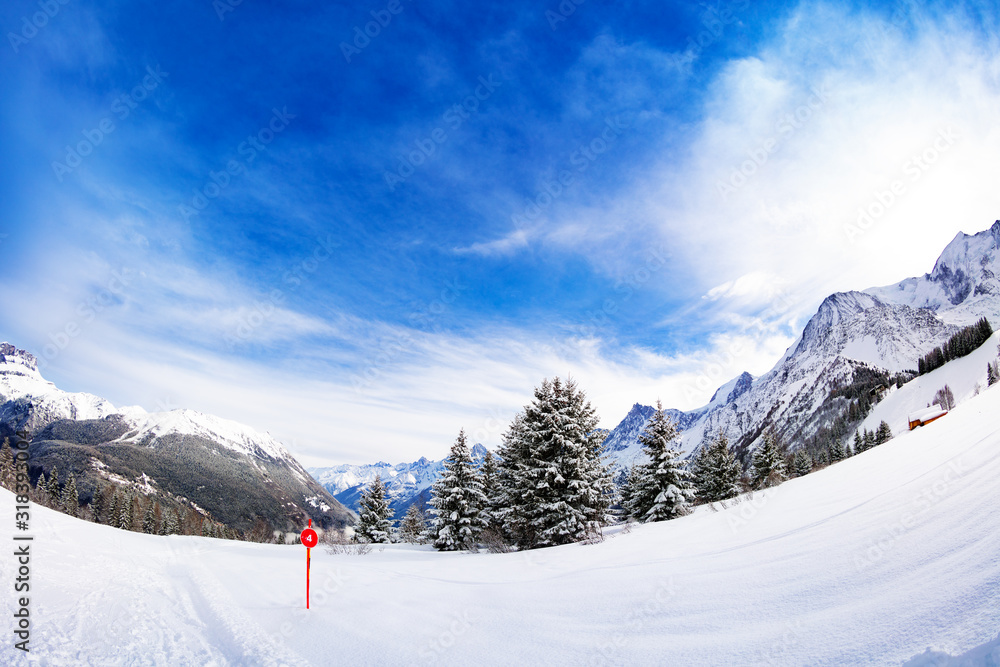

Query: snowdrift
(3, 385), (1000, 665)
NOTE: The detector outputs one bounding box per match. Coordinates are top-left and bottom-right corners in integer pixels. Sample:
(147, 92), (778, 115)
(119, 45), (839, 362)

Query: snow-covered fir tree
(500, 377), (612, 549)
(692, 430), (740, 503)
(47, 468), (61, 509)
(117, 491), (134, 530)
(478, 449), (503, 534)
(165, 509), (180, 535)
(495, 412), (532, 545)
(792, 450), (812, 477)
(751, 430), (787, 489)
(60, 472), (80, 517)
(0, 439), (14, 489)
(430, 429), (487, 551)
(107, 488), (120, 526)
(356, 475), (393, 544)
(398, 503), (427, 543)
(830, 437), (846, 462)
(626, 400), (695, 522)
(142, 501), (158, 534)
(875, 421), (892, 445)
(863, 429), (876, 451)
(854, 430), (865, 454)
(989, 360), (1000, 386)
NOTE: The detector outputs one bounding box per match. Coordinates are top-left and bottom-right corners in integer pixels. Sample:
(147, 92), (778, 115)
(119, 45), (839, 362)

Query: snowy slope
(859, 331), (1000, 437)
(4, 383), (999, 664)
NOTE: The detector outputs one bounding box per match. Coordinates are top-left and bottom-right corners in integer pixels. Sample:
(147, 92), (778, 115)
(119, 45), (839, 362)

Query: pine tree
(356, 475), (393, 544)
(792, 450), (812, 476)
(0, 438), (14, 490)
(399, 503), (427, 543)
(875, 420), (892, 445)
(987, 360), (999, 387)
(142, 501), (158, 534)
(47, 468), (61, 509)
(627, 400), (695, 522)
(32, 472), (51, 507)
(496, 412), (533, 545)
(117, 492), (134, 530)
(90, 485), (105, 524)
(854, 430), (864, 454)
(157, 507), (170, 535)
(829, 437), (846, 462)
(751, 430), (787, 489)
(863, 429), (875, 451)
(506, 377), (612, 548)
(692, 430), (741, 503)
(61, 472), (80, 517)
(108, 489), (121, 526)
(430, 429), (487, 551)
(478, 449), (502, 534)
(165, 510), (180, 535)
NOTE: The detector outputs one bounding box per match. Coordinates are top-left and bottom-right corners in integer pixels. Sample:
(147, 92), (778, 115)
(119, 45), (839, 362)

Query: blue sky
(2, 0), (999, 465)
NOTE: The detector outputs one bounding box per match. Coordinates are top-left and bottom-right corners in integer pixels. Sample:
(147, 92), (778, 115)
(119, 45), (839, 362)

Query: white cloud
(453, 228), (531, 256)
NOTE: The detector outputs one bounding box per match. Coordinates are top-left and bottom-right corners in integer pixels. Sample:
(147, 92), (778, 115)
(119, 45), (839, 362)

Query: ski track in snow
(3, 386), (1000, 665)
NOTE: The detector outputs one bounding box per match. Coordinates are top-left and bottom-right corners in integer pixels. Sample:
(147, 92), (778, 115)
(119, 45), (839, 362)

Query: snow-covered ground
(861, 331), (1000, 437)
(3, 386), (1000, 665)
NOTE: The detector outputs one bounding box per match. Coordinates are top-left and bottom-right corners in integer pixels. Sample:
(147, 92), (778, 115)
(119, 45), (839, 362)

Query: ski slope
(3, 388), (1000, 665)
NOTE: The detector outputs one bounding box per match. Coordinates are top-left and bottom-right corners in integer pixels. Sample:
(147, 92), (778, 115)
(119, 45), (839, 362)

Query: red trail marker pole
(300, 520), (318, 610)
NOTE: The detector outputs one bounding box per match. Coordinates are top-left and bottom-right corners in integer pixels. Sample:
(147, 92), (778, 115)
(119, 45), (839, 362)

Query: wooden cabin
(908, 407), (948, 431)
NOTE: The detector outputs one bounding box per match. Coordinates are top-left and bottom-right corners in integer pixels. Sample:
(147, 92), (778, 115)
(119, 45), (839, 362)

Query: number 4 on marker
(300, 520), (318, 609)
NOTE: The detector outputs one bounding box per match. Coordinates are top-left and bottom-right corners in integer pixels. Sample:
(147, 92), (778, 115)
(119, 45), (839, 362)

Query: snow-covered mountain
(601, 220), (1000, 472)
(0, 343), (353, 531)
(309, 443), (488, 518)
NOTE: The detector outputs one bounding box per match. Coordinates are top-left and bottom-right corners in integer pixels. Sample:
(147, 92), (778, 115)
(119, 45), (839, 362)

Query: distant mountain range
(0, 344), (353, 532)
(317, 220), (1000, 514)
(309, 443), (488, 519)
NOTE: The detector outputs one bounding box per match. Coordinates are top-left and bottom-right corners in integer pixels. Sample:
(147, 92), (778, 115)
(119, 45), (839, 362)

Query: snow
(0, 346), (295, 464)
(115, 409), (292, 461)
(4, 383), (999, 664)
(861, 331), (1000, 437)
